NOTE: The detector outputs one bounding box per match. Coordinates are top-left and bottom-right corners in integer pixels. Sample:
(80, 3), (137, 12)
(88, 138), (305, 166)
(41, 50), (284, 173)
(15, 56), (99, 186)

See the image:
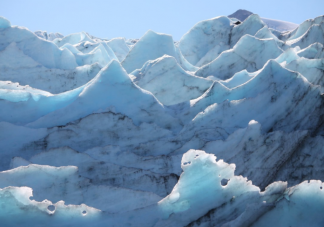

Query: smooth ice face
(105, 37), (130, 62)
(133, 55), (213, 105)
(0, 16), (11, 29)
(122, 30), (177, 73)
(178, 16), (232, 66)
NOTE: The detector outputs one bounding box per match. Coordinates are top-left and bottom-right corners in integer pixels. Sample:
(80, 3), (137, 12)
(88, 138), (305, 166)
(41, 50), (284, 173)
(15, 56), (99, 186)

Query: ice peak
(0, 16), (11, 29)
(143, 29), (173, 39)
(262, 59), (284, 72)
(96, 60), (130, 84)
(121, 28), (176, 73)
(244, 14), (265, 25)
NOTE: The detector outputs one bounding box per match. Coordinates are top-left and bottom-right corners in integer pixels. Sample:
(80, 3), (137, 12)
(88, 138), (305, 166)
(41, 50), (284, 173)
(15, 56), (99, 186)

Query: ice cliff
(1, 11), (324, 226)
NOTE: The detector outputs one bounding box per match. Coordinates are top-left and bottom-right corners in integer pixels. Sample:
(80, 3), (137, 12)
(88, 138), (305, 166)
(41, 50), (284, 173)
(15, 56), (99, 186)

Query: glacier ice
(105, 37), (130, 62)
(132, 55), (213, 105)
(122, 30), (177, 73)
(1, 11), (324, 227)
(178, 16), (232, 66)
(196, 34), (283, 79)
(298, 42), (324, 59)
(4, 149), (324, 227)
(34, 30), (64, 41)
(0, 16), (11, 29)
(24, 60), (182, 131)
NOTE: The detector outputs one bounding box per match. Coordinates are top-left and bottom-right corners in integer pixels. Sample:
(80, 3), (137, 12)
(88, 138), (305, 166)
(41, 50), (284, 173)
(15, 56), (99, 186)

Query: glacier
(1, 9), (324, 226)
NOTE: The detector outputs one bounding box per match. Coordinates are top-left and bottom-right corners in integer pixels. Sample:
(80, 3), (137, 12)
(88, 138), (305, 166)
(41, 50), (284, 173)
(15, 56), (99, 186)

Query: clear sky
(1, 0), (323, 40)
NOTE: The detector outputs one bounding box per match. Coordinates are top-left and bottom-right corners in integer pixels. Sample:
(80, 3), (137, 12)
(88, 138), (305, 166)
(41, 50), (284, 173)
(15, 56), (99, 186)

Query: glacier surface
(0, 10), (324, 226)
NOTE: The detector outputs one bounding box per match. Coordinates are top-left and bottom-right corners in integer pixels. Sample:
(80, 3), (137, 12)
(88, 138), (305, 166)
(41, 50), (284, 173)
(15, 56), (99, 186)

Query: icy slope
(121, 30), (177, 73)
(298, 42), (324, 59)
(0, 62), (101, 94)
(177, 60), (313, 123)
(195, 35), (283, 79)
(132, 55), (213, 105)
(178, 14), (266, 67)
(181, 60), (323, 138)
(178, 16), (232, 66)
(105, 37), (130, 61)
(1, 12), (324, 227)
(0, 17), (78, 70)
(26, 60), (182, 131)
(287, 22), (324, 49)
(282, 15), (324, 42)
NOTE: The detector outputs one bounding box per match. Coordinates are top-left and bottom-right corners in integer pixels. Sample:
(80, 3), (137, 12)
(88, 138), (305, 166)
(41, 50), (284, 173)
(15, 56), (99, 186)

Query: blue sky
(1, 0), (323, 40)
